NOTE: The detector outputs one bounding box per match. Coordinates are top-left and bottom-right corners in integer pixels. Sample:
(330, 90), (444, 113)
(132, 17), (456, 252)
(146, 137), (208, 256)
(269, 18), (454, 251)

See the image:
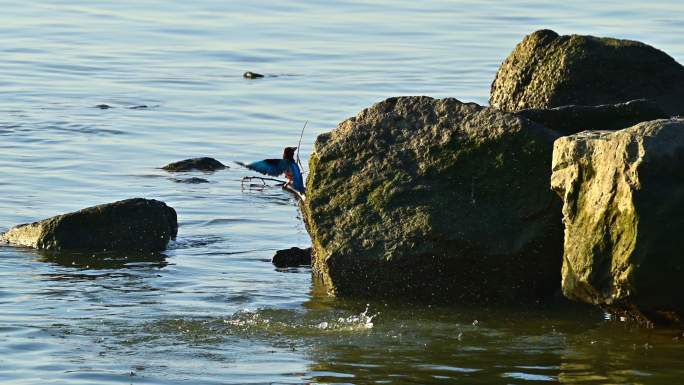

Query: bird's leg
(285, 169), (294, 187)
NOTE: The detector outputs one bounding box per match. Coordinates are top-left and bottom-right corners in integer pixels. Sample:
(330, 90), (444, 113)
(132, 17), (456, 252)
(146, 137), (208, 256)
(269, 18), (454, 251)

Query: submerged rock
(272, 247), (312, 268)
(171, 177), (210, 184)
(0, 198), (177, 252)
(551, 119), (684, 325)
(162, 157), (227, 172)
(490, 29), (684, 116)
(303, 96), (563, 302)
(515, 99), (667, 136)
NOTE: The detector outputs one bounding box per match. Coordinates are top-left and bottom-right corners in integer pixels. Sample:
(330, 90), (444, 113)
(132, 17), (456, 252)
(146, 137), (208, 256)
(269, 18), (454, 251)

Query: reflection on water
(35, 249), (168, 269)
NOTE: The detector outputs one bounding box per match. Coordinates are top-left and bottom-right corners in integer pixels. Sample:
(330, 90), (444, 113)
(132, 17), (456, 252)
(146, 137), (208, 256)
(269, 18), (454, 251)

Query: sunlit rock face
(490, 29), (684, 116)
(551, 119), (684, 325)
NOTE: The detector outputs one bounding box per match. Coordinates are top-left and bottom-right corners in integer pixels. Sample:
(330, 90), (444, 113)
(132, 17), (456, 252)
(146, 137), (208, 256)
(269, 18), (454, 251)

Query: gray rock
(0, 198), (177, 252)
(490, 29), (684, 116)
(551, 119), (684, 325)
(272, 247), (312, 268)
(162, 157), (227, 172)
(303, 96), (563, 302)
(515, 99), (667, 136)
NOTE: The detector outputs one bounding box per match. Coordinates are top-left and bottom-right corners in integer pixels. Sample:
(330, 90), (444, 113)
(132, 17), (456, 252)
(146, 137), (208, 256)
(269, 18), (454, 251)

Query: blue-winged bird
(237, 147), (305, 194)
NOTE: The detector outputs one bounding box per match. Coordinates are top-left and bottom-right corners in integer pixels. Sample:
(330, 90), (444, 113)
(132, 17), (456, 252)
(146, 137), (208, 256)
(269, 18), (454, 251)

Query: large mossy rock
(551, 119), (684, 325)
(490, 29), (684, 116)
(0, 198), (177, 252)
(303, 96), (563, 302)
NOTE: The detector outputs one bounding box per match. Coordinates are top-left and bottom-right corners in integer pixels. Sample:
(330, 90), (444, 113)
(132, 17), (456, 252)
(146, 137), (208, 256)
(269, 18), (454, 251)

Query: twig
(242, 176), (286, 184)
(296, 120), (307, 170)
(241, 176), (305, 201)
(241, 176), (287, 190)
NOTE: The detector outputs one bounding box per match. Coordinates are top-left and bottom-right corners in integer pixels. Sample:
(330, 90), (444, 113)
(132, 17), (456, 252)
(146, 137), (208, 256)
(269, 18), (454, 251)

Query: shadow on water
(34, 249), (169, 269)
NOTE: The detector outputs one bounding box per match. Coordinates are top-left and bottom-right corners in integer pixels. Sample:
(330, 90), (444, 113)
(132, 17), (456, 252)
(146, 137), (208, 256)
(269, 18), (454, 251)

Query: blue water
(2, 1), (684, 384)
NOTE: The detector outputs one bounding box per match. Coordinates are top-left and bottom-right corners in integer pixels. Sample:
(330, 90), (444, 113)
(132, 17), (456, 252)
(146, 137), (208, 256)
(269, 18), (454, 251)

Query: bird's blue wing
(241, 159), (288, 176)
(288, 163), (305, 194)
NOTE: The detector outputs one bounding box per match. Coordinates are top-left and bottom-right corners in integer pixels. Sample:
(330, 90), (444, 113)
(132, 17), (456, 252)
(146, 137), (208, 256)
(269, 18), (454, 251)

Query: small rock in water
(171, 177), (210, 184)
(243, 71), (264, 79)
(161, 157), (228, 172)
(272, 247), (312, 268)
(95, 104), (113, 109)
(0, 198), (177, 252)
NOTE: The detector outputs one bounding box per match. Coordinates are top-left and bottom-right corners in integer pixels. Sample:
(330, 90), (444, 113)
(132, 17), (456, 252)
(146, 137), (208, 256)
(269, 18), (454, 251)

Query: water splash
(316, 304), (378, 331)
(222, 305), (379, 335)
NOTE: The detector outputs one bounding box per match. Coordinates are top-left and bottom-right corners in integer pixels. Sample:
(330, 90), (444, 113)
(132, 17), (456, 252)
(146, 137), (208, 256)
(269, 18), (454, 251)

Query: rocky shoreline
(2, 29), (683, 327)
(302, 29), (684, 326)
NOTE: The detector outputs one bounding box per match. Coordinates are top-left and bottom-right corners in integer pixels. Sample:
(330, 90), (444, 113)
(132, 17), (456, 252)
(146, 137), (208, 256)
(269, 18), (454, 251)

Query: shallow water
(2, 1), (684, 384)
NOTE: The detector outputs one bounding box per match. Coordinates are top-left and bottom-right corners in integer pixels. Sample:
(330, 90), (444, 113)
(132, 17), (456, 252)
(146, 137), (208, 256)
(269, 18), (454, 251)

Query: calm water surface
(2, 1), (684, 383)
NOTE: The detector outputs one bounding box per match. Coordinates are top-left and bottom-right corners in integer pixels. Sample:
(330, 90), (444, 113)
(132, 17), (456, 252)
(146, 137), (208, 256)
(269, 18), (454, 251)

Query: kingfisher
(237, 147), (305, 194)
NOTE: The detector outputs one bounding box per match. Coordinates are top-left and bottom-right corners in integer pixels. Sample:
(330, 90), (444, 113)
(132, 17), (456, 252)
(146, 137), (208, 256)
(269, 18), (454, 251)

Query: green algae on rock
(303, 96), (563, 302)
(0, 198), (178, 252)
(490, 29), (684, 116)
(551, 119), (684, 325)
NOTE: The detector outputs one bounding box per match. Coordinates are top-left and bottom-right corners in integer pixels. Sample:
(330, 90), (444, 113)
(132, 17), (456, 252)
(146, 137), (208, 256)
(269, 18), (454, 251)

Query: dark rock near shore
(162, 157), (227, 172)
(303, 96), (563, 302)
(272, 247), (312, 268)
(490, 29), (684, 116)
(0, 198), (177, 252)
(551, 118), (684, 326)
(243, 71), (264, 79)
(515, 99), (667, 136)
